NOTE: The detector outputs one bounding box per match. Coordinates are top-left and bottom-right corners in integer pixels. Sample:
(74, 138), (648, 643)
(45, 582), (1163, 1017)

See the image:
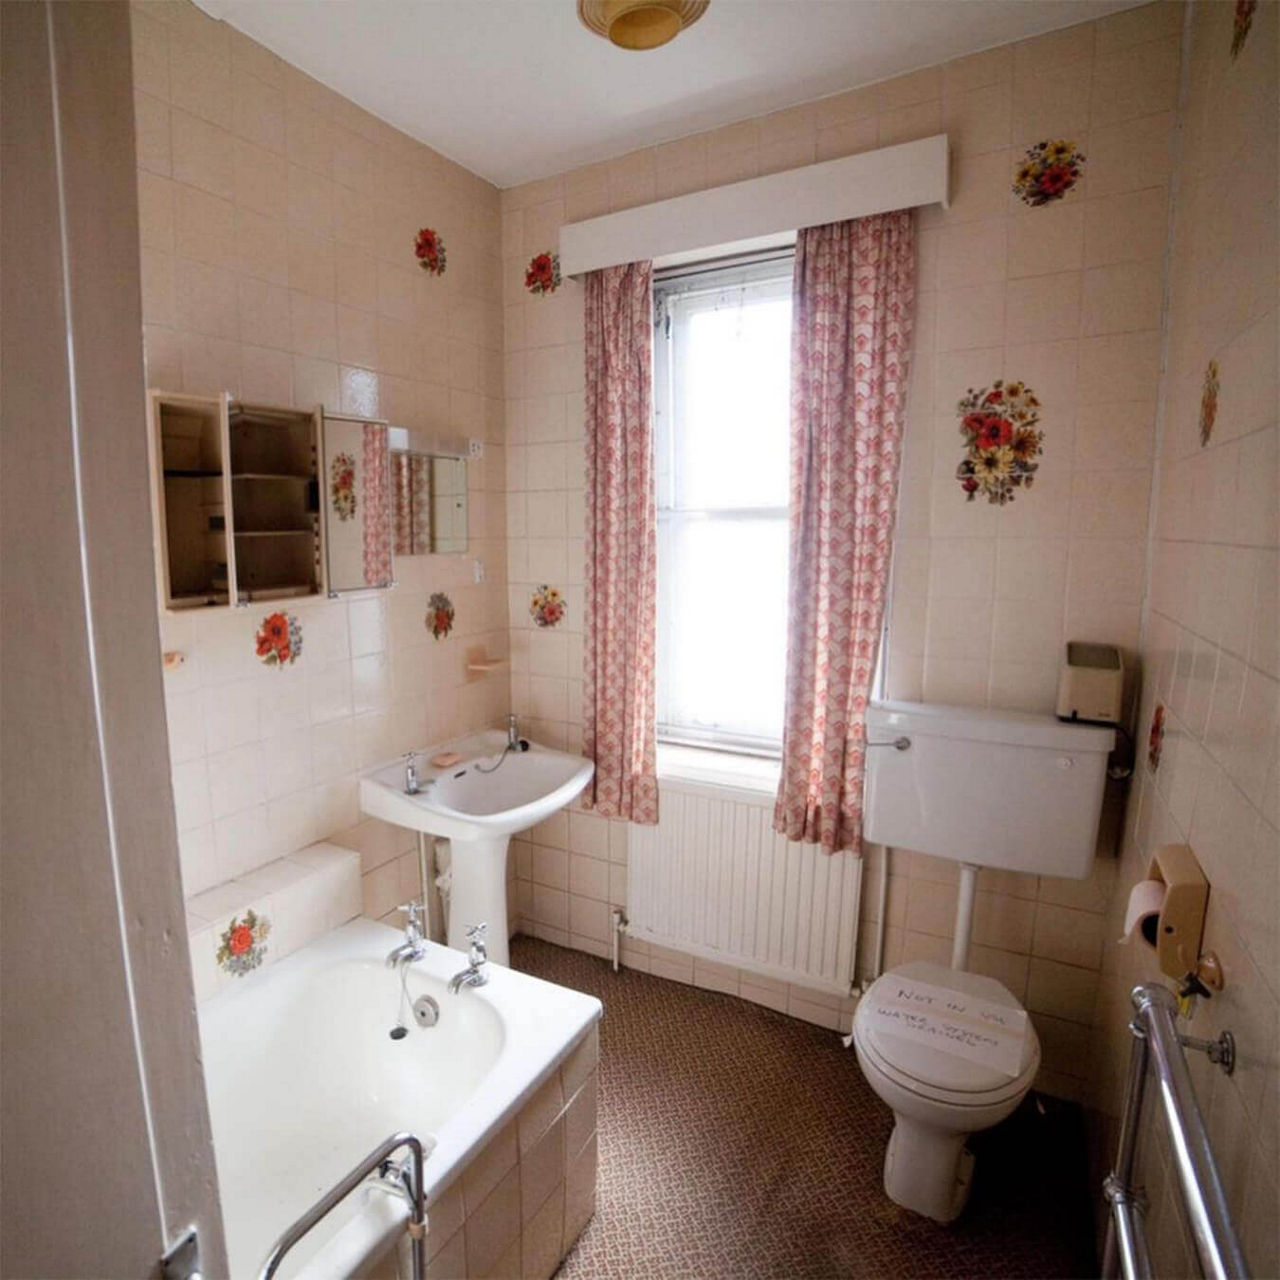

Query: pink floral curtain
(583, 261), (659, 824)
(773, 213), (915, 854)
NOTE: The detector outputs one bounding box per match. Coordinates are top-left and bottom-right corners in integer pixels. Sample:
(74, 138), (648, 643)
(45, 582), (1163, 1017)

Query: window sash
(654, 256), (793, 754)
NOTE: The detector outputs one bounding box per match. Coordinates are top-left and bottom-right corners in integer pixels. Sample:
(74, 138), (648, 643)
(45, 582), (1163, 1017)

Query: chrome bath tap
(385, 902), (429, 969)
(448, 923), (489, 993)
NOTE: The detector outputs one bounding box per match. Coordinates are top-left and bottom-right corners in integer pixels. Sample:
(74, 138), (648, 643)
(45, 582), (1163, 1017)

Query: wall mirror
(389, 427), (469, 556)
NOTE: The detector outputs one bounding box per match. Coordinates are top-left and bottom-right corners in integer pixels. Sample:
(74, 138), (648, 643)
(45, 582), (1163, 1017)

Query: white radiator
(627, 777), (863, 995)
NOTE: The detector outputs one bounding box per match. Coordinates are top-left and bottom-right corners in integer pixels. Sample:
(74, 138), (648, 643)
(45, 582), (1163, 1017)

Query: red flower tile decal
(1012, 140), (1085, 207)
(330, 450), (357, 521)
(955, 380), (1044, 505)
(525, 251), (561, 296)
(427, 591), (455, 640)
(256, 611), (302, 667)
(1231, 0), (1257, 58)
(216, 909), (270, 976)
(1199, 359), (1219, 447)
(530, 584), (565, 628)
(414, 227), (446, 276)
(1148, 703), (1165, 772)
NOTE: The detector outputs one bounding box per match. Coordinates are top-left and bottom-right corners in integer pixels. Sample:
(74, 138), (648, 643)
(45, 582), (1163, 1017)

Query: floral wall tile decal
(1231, 0), (1257, 58)
(330, 450), (357, 520)
(1148, 703), (1165, 772)
(427, 591), (455, 640)
(530, 584), (565, 628)
(1199, 359), (1220, 446)
(216, 909), (270, 976)
(256, 611), (302, 667)
(955, 380), (1044, 505)
(525, 251), (561, 296)
(1013, 140), (1085, 207)
(414, 227), (446, 275)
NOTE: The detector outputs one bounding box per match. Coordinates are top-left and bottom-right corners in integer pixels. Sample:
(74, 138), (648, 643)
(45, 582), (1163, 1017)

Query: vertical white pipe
(951, 862), (980, 971)
(873, 844), (891, 982)
(611, 907), (626, 972)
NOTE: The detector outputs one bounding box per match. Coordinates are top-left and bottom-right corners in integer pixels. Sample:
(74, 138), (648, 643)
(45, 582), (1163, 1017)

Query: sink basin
(360, 731), (594, 965)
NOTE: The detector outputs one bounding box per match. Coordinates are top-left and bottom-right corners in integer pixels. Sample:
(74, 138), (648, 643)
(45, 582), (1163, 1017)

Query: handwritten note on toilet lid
(871, 979), (1028, 1079)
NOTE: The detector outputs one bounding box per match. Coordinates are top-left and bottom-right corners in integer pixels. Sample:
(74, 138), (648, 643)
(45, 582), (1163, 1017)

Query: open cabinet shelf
(147, 391), (325, 610)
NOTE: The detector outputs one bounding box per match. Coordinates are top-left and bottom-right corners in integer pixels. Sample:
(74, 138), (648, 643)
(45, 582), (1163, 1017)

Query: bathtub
(198, 918), (602, 1279)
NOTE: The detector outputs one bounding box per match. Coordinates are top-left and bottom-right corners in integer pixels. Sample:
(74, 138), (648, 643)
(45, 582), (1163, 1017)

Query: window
(654, 255), (793, 755)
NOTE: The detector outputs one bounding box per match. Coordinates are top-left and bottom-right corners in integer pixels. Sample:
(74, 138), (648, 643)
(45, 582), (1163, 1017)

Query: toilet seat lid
(856, 961), (1039, 1097)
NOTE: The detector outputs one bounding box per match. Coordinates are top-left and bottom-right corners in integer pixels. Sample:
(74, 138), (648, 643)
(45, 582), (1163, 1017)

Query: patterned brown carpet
(509, 936), (1097, 1280)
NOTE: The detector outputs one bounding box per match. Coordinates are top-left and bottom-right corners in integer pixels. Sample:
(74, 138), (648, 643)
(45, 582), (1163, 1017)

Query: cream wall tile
(1005, 271), (1082, 343)
(1086, 111), (1176, 196)
(1081, 261), (1164, 335)
(135, 90), (173, 176)
(170, 108), (234, 199)
(1083, 185), (1170, 266)
(937, 283), (1006, 351)
(1007, 203), (1084, 279)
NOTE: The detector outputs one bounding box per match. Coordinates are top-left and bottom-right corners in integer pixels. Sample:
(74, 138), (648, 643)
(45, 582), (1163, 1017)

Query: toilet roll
(1120, 879), (1166, 947)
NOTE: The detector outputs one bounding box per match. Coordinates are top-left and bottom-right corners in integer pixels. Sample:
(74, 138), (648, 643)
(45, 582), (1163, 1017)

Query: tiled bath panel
(509, 938), (1095, 1279)
(366, 1024), (599, 1280)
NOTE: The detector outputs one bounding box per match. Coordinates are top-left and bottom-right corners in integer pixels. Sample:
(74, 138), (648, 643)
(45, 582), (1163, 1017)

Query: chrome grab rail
(1102, 985), (1248, 1280)
(258, 1131), (429, 1280)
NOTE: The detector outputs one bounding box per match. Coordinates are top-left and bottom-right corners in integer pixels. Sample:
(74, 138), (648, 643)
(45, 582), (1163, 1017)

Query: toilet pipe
(951, 862), (980, 971)
(610, 907), (628, 973)
(872, 844), (890, 985)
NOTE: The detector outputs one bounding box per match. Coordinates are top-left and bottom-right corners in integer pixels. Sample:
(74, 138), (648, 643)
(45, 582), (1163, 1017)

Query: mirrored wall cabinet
(148, 390), (329, 610)
(147, 391), (466, 611)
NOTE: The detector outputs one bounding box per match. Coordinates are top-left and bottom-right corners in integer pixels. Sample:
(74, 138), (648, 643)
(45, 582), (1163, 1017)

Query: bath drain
(389, 1025), (408, 1041)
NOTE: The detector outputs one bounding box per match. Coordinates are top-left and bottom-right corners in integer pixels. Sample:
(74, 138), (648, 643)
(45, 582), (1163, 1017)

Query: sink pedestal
(447, 835), (511, 968)
(358, 732), (594, 974)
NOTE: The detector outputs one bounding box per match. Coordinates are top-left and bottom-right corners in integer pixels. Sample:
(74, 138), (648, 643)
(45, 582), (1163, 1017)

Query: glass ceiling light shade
(578, 0), (709, 50)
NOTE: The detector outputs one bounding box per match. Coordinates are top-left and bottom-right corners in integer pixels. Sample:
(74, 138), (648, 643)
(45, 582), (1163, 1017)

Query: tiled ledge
(186, 842), (361, 1002)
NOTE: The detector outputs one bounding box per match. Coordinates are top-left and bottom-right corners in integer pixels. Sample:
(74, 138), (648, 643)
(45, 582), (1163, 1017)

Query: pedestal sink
(359, 731), (594, 967)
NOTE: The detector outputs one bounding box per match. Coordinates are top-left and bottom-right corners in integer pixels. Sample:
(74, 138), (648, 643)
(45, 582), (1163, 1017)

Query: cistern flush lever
(867, 736), (911, 751)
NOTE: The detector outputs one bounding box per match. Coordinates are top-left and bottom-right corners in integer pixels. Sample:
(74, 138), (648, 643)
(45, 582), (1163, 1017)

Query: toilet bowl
(853, 960), (1040, 1223)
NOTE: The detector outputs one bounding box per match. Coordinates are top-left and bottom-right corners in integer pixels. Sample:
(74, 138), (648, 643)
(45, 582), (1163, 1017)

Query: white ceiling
(197, 0), (1145, 188)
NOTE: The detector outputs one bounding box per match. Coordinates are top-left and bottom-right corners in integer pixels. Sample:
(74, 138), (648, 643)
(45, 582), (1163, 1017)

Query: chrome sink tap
(404, 751), (422, 795)
(448, 923), (489, 993)
(385, 902), (429, 969)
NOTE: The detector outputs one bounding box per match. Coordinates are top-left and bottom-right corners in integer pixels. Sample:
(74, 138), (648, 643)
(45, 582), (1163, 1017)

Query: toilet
(855, 701), (1115, 1223)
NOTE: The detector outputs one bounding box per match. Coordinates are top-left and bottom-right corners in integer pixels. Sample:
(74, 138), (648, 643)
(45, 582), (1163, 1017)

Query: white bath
(198, 918), (602, 1279)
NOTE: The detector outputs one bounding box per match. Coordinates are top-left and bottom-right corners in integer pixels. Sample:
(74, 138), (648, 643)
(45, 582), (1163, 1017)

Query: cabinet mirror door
(320, 415), (392, 594)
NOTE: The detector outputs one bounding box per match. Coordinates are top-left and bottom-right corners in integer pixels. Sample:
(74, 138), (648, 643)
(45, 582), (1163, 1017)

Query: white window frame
(653, 253), (794, 758)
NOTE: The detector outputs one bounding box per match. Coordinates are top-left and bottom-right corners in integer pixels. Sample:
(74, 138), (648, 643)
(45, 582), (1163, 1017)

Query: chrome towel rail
(1102, 985), (1248, 1280)
(258, 1131), (429, 1280)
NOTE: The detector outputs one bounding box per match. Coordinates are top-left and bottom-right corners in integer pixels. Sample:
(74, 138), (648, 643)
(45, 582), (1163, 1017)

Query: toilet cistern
(863, 700), (1115, 970)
